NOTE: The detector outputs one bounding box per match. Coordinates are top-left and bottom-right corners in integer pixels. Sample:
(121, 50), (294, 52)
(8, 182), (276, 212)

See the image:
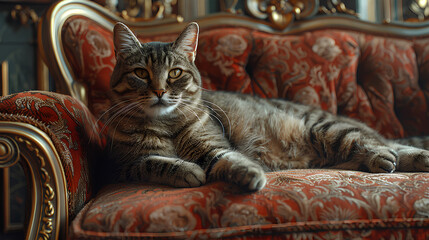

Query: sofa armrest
(0, 91), (105, 240)
(0, 120), (67, 240)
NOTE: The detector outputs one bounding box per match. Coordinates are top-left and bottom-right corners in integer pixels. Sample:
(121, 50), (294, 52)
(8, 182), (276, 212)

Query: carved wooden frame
(0, 120), (67, 240)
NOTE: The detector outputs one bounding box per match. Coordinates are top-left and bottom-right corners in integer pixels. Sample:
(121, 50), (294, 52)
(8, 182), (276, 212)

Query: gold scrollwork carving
(409, 0), (429, 21)
(245, 0), (319, 30)
(120, 0), (183, 23)
(0, 135), (19, 168)
(10, 4), (39, 25)
(221, 0), (241, 14)
(15, 136), (55, 240)
(319, 0), (357, 17)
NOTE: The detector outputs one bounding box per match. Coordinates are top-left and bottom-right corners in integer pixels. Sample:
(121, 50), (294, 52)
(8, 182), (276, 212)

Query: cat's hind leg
(303, 111), (400, 173)
(390, 143), (429, 172)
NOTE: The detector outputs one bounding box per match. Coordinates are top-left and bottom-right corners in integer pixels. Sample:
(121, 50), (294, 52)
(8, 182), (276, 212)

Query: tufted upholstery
(62, 16), (429, 141)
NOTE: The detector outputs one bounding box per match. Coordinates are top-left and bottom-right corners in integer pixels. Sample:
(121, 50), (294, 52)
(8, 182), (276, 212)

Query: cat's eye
(134, 68), (149, 80)
(169, 68), (182, 80)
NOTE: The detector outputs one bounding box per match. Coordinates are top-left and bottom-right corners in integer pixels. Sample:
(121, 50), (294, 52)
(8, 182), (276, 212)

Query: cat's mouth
(150, 99), (169, 108)
(145, 98), (180, 117)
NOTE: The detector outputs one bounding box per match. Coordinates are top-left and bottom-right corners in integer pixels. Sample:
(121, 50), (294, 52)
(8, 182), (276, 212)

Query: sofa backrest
(39, 0), (429, 139)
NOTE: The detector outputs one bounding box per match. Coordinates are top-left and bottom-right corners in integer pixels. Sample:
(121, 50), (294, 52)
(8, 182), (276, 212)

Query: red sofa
(1, 0), (429, 239)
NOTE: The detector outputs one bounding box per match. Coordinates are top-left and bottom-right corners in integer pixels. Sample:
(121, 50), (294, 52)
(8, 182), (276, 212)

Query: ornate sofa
(1, 0), (429, 239)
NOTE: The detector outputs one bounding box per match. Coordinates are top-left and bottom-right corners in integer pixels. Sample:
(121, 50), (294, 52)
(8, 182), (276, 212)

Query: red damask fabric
(70, 170), (429, 239)
(0, 91), (106, 218)
(62, 17), (429, 139)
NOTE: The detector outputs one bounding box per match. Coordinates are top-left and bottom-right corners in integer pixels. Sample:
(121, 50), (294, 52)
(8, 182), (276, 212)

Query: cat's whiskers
(101, 98), (149, 135)
(200, 99), (232, 138)
(107, 98), (151, 152)
(179, 99), (226, 137)
(96, 98), (136, 124)
(181, 98), (230, 138)
(174, 105), (189, 121)
(109, 100), (148, 158)
(178, 103), (207, 131)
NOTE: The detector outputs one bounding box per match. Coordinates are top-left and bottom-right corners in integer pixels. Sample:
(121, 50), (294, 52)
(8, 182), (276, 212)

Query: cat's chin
(144, 104), (178, 118)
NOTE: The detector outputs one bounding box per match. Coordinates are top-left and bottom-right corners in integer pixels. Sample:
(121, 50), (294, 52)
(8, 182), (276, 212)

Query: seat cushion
(69, 169), (429, 239)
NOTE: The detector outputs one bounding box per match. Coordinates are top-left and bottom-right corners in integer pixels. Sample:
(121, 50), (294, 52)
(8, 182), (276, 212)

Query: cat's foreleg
(176, 121), (267, 191)
(389, 142), (429, 172)
(122, 155), (206, 187)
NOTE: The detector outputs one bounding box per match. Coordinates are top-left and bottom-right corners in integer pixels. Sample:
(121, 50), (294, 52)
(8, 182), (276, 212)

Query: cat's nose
(153, 89), (167, 98)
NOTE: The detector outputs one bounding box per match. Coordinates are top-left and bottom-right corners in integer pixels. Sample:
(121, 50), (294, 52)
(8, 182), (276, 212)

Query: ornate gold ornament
(0, 120), (68, 240)
(120, 0), (183, 22)
(10, 4), (39, 25)
(245, 0), (319, 30)
(318, 0), (357, 16)
(0, 136), (19, 168)
(221, 0), (241, 14)
(410, 0), (429, 21)
(16, 136), (56, 240)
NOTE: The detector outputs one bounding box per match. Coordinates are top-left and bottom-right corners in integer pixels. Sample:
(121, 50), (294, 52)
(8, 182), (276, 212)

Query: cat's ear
(113, 22), (142, 59)
(173, 22), (199, 62)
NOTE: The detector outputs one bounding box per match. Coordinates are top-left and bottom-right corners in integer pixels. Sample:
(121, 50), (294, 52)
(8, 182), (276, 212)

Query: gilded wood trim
(0, 122), (67, 240)
(37, 54), (49, 91)
(1, 61), (8, 96)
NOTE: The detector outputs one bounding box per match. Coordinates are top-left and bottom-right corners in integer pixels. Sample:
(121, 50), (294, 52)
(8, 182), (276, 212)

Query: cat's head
(110, 22), (201, 118)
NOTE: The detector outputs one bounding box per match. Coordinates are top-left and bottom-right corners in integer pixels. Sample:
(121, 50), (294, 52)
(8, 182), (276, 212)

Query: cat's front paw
(397, 147), (429, 172)
(210, 152), (267, 191)
(367, 147), (397, 173)
(231, 164), (266, 191)
(175, 162), (206, 187)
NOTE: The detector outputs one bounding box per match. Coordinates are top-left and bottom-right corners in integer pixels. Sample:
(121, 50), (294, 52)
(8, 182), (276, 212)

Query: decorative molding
(10, 4), (39, 25)
(120, 0), (183, 23)
(319, 0), (357, 16)
(0, 120), (67, 240)
(245, 0), (319, 30)
(409, 0), (429, 21)
(15, 136), (55, 240)
(0, 136), (19, 168)
(1, 61), (8, 96)
(221, 0), (241, 14)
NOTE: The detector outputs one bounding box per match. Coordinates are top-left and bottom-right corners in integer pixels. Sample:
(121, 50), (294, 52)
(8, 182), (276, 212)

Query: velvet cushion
(70, 170), (429, 239)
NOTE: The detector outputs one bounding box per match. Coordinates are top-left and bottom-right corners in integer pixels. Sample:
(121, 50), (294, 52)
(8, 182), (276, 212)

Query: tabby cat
(105, 22), (429, 191)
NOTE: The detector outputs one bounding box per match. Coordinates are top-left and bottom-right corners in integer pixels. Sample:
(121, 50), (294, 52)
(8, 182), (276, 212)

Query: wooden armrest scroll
(0, 121), (67, 240)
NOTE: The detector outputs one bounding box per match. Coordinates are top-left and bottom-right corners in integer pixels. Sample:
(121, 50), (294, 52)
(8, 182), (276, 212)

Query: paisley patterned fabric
(71, 170), (429, 239)
(0, 91), (105, 218)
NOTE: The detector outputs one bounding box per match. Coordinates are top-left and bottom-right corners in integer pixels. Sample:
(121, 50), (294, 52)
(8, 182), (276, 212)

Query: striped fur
(105, 22), (429, 191)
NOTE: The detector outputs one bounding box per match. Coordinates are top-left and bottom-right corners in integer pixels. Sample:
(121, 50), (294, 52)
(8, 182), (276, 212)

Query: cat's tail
(394, 136), (429, 150)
